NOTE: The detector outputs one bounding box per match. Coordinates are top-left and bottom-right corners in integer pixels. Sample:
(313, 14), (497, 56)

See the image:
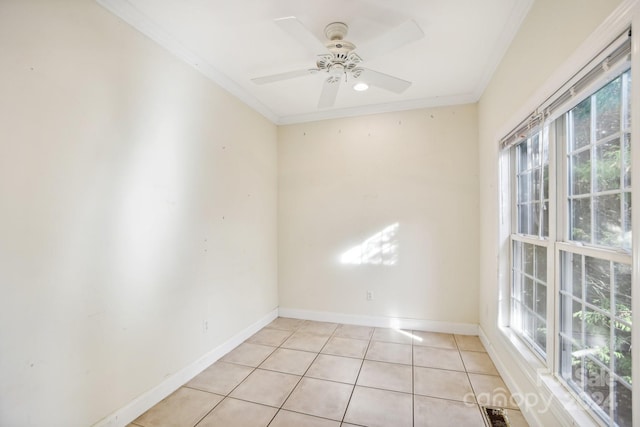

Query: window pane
(572, 298), (583, 342)
(531, 202), (540, 236)
(543, 164), (549, 200)
(535, 319), (547, 352)
(523, 242), (534, 276)
(594, 193), (621, 247)
(512, 300), (522, 329)
(614, 381), (633, 427)
(531, 134), (540, 166)
(570, 149), (591, 195)
(595, 75), (621, 140)
(532, 168), (541, 202)
(595, 138), (621, 192)
(535, 245), (546, 281)
(614, 322), (632, 381)
(623, 192), (632, 251)
(517, 204), (528, 234)
(523, 309), (535, 340)
(585, 256), (610, 310)
(583, 308), (610, 366)
(561, 293), (584, 345)
(571, 253), (583, 299)
(513, 275), (522, 302)
(613, 262), (632, 386)
(514, 133), (548, 239)
(535, 282), (547, 318)
(517, 141), (530, 172)
(524, 277), (534, 310)
(542, 201), (549, 237)
(511, 240), (547, 358)
(571, 98), (591, 150)
(560, 248), (633, 427)
(623, 134), (631, 189)
(583, 358), (611, 419)
(561, 337), (585, 387)
(625, 70), (632, 129)
(614, 263), (632, 319)
(518, 172), (531, 202)
(570, 197), (591, 242)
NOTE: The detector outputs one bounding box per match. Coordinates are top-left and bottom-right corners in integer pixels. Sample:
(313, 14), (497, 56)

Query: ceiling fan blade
(275, 16), (327, 54)
(357, 20), (424, 60)
(318, 78), (340, 109)
(251, 69), (314, 85)
(360, 69), (411, 93)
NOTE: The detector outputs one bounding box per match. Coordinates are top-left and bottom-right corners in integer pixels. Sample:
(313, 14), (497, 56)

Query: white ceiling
(97, 0), (533, 124)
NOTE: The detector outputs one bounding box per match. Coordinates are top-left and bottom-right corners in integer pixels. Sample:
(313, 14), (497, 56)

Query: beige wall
(278, 105), (479, 325)
(0, 1), (278, 426)
(2, 0), (629, 425)
(478, 0), (623, 424)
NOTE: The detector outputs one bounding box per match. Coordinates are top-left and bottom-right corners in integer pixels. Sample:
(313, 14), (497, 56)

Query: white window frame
(553, 67), (633, 426)
(508, 127), (556, 361)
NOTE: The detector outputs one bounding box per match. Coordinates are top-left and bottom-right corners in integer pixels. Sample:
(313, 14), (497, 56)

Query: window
(510, 132), (550, 357)
(511, 239), (548, 355)
(558, 70), (632, 427)
(503, 33), (632, 427)
(559, 251), (632, 426)
(566, 72), (632, 250)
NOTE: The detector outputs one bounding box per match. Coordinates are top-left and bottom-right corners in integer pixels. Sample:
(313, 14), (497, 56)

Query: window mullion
(630, 9), (640, 423)
(547, 122), (558, 372)
(552, 117), (565, 375)
(609, 261), (616, 424)
(590, 96), (597, 247)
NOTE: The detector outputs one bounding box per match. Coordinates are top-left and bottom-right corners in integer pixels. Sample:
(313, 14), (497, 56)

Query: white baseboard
(92, 308), (278, 427)
(93, 306), (476, 427)
(278, 307), (478, 335)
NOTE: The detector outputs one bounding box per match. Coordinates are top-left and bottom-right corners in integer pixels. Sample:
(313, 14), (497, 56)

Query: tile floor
(129, 318), (529, 427)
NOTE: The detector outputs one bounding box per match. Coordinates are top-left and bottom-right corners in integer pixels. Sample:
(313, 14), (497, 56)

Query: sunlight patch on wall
(340, 223), (399, 266)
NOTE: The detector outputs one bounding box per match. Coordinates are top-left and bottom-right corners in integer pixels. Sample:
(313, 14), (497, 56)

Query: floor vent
(481, 406), (511, 427)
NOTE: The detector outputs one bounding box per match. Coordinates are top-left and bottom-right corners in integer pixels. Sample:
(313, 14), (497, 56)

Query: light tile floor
(130, 318), (529, 427)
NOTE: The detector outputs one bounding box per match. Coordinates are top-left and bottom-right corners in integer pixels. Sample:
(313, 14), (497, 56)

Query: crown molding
(276, 92), (478, 125)
(96, 0), (527, 125)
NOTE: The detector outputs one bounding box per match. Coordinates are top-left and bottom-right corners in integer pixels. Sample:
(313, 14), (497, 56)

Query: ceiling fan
(251, 17), (424, 109)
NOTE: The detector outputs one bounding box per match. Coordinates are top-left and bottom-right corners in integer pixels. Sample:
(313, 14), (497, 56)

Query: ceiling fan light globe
(329, 64), (345, 77)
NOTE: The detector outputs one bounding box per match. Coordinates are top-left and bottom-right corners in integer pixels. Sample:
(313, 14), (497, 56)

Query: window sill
(492, 326), (604, 427)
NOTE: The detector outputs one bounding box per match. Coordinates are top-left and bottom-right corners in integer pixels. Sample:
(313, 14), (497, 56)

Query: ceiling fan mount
(251, 17), (424, 108)
(324, 22), (348, 41)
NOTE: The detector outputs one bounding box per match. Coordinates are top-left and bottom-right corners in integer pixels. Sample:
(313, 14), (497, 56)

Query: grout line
(148, 320), (508, 427)
(265, 323), (308, 427)
(453, 331), (489, 427)
(339, 326), (374, 425)
(190, 330), (276, 426)
(267, 322), (331, 425)
(411, 329), (415, 427)
(272, 407), (353, 424)
(192, 393), (225, 427)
